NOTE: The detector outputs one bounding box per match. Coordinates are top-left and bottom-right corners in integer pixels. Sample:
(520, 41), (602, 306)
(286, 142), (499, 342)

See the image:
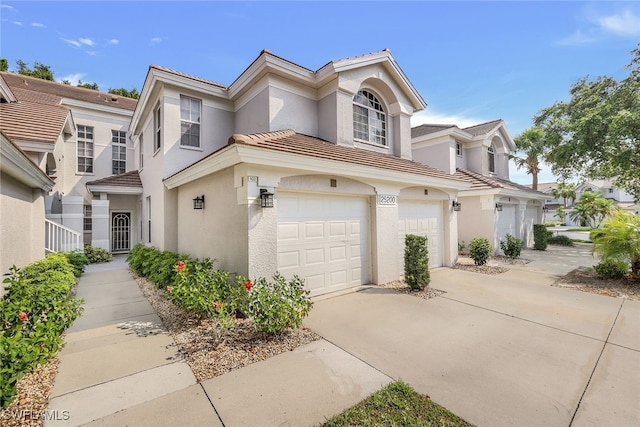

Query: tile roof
(455, 168), (546, 195)
(0, 98), (70, 144)
(411, 124), (456, 138)
(85, 170), (142, 188)
(0, 72), (137, 111)
(228, 130), (466, 182)
(462, 119), (503, 136)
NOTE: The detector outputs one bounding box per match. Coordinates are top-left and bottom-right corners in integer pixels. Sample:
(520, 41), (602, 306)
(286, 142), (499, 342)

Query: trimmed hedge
(404, 234), (430, 290)
(469, 238), (492, 266)
(533, 224), (549, 251)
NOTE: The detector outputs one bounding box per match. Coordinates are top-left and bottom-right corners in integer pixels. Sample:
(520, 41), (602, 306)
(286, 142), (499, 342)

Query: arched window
(353, 90), (387, 146)
(488, 144), (496, 173)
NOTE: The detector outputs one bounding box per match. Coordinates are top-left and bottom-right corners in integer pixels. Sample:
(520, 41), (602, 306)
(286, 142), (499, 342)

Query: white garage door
(496, 204), (517, 254)
(277, 192), (370, 296)
(398, 200), (443, 269)
(523, 205), (539, 247)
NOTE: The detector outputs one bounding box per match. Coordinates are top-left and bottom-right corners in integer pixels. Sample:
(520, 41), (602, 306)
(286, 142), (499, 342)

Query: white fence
(45, 219), (83, 253)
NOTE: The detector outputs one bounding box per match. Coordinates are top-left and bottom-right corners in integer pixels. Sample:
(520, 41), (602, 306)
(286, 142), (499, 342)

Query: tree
(591, 211), (640, 276)
(555, 206), (566, 224)
(77, 80), (99, 90)
(0, 58), (7, 72)
(511, 126), (545, 190)
(550, 182), (577, 208)
(108, 87), (140, 100)
(535, 45), (640, 199)
(568, 191), (617, 229)
(16, 59), (54, 80)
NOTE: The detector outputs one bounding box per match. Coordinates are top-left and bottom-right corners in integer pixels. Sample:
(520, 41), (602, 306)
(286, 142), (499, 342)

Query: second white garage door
(496, 204), (517, 253)
(277, 192), (371, 296)
(398, 200), (443, 269)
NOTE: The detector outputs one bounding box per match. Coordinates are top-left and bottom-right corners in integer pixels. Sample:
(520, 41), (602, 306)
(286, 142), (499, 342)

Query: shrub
(545, 220), (562, 227)
(499, 234), (525, 259)
(593, 259), (629, 280)
(1, 254), (84, 408)
(469, 238), (492, 266)
(84, 245), (113, 263)
(404, 234), (430, 290)
(63, 250), (89, 276)
(547, 235), (574, 246)
(591, 211), (640, 276)
(247, 273), (313, 335)
(533, 224), (549, 251)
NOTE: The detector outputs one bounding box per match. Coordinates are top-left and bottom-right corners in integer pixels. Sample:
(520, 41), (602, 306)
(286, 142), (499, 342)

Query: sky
(1, 1), (639, 185)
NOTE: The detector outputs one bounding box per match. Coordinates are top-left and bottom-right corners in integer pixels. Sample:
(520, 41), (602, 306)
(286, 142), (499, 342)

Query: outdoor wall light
(452, 201), (462, 212)
(542, 205), (549, 213)
(260, 189), (274, 208)
(193, 195), (205, 210)
(495, 203), (503, 212)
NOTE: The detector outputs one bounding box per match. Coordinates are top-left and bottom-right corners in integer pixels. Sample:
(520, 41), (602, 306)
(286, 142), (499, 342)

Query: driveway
(304, 248), (640, 427)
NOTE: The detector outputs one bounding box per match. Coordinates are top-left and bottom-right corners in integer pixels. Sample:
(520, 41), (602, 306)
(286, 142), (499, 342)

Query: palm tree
(591, 211), (640, 275)
(512, 127), (545, 191)
(569, 191), (617, 228)
(551, 182), (577, 208)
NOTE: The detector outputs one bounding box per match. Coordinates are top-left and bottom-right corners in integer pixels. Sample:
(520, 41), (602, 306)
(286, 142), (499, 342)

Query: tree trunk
(532, 172), (538, 191)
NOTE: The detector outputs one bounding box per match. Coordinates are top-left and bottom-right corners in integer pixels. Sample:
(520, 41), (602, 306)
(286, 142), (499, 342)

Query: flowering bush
(247, 273), (313, 335)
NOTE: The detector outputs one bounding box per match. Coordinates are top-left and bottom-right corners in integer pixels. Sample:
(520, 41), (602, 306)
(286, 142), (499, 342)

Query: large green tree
(16, 59), (54, 80)
(511, 126), (545, 191)
(550, 181), (577, 208)
(569, 191), (617, 229)
(535, 45), (640, 199)
(108, 87), (140, 100)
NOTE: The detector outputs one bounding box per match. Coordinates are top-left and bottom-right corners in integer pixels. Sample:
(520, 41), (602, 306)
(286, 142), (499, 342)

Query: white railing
(45, 219), (83, 253)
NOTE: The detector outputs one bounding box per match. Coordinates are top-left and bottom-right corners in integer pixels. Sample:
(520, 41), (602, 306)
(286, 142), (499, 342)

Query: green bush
(62, 250), (89, 276)
(593, 259), (629, 279)
(545, 220), (562, 227)
(499, 234), (525, 259)
(469, 238), (492, 266)
(84, 245), (113, 263)
(547, 235), (575, 246)
(247, 273), (313, 335)
(1, 254), (84, 408)
(404, 234), (430, 290)
(533, 224), (549, 251)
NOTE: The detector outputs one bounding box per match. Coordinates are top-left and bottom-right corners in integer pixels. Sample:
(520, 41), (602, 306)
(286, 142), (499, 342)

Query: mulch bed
(378, 280), (446, 300)
(554, 267), (640, 301)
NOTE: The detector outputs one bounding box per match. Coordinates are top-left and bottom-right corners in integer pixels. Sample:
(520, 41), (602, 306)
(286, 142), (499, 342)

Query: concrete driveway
(304, 248), (640, 427)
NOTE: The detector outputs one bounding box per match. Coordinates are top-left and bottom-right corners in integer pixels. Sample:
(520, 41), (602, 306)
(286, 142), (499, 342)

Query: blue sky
(2, 1), (639, 185)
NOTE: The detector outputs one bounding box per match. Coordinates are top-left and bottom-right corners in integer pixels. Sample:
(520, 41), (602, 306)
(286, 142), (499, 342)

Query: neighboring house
(0, 72), (138, 258)
(0, 130), (54, 279)
(129, 49), (471, 296)
(411, 120), (547, 253)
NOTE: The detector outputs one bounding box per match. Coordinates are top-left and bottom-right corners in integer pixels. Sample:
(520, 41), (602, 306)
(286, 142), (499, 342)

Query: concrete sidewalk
(46, 256), (389, 426)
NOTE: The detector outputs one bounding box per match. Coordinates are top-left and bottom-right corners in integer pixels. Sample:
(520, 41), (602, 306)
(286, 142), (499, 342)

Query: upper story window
(112, 130), (127, 175)
(180, 96), (201, 148)
(488, 144), (496, 173)
(154, 104), (161, 153)
(456, 142), (462, 157)
(77, 125), (94, 174)
(353, 90), (386, 146)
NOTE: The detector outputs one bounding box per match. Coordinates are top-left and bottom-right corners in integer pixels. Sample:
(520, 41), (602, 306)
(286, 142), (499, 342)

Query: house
(411, 120), (547, 253)
(0, 71), (137, 269)
(128, 49), (471, 296)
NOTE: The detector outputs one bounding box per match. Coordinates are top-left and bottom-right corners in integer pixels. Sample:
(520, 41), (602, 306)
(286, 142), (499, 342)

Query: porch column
(61, 196), (83, 235)
(371, 190), (400, 285)
(91, 197), (110, 251)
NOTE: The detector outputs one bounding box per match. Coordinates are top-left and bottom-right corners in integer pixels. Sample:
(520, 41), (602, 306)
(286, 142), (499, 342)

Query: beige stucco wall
(457, 195), (497, 252)
(413, 141), (455, 174)
(0, 172), (46, 276)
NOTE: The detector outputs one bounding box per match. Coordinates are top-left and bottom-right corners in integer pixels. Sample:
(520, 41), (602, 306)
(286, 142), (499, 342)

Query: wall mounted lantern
(260, 189), (274, 208)
(452, 200), (462, 212)
(495, 203), (503, 212)
(193, 195), (205, 210)
(542, 205), (549, 213)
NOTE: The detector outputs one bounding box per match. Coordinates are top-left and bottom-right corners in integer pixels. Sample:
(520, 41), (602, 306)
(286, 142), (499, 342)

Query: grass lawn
(323, 381), (473, 427)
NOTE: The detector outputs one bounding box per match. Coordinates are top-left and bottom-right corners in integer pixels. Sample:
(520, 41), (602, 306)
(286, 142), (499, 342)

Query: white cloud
(555, 29), (599, 46)
(13, 21), (22, 26)
(62, 37), (96, 49)
(62, 38), (82, 48)
(1, 4), (14, 9)
(596, 9), (640, 37)
(58, 73), (86, 86)
(78, 38), (95, 47)
(150, 37), (163, 46)
(31, 22), (46, 28)
(108, 39), (119, 45)
(411, 109), (487, 129)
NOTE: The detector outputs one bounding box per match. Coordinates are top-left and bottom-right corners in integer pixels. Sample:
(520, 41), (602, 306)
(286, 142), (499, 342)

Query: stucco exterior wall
(317, 91), (338, 144)
(268, 84), (317, 136)
(456, 195), (496, 252)
(235, 87), (270, 135)
(412, 142), (454, 174)
(0, 172), (46, 276)
(176, 167), (248, 275)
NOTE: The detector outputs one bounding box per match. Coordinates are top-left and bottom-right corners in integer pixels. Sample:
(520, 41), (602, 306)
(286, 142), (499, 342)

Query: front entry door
(111, 212), (131, 252)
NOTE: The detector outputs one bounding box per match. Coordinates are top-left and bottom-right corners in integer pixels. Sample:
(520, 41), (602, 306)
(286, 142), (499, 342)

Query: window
(146, 196), (152, 243)
(456, 142), (462, 157)
(353, 90), (386, 146)
(139, 133), (144, 170)
(488, 145), (495, 173)
(83, 205), (92, 232)
(608, 188), (614, 193)
(180, 96), (201, 148)
(154, 105), (161, 152)
(112, 130), (127, 174)
(77, 125), (94, 173)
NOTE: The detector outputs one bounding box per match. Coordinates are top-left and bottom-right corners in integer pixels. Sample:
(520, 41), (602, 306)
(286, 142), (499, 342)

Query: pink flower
(212, 302), (223, 309)
(244, 280), (252, 291)
(176, 261), (185, 272)
(19, 312), (28, 322)
(167, 286), (174, 293)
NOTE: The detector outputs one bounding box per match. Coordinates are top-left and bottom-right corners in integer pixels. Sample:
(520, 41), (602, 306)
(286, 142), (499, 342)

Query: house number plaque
(377, 194), (398, 206)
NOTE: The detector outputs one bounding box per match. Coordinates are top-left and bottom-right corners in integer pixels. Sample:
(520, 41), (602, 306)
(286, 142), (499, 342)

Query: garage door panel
(329, 222), (347, 237)
(398, 200), (443, 268)
(278, 251), (300, 269)
(304, 222), (324, 239)
(305, 274), (326, 291)
(305, 248), (325, 265)
(277, 223), (299, 241)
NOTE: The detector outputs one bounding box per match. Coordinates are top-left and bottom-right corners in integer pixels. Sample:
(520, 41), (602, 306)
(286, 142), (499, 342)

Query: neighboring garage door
(523, 204), (539, 247)
(496, 204), (517, 253)
(277, 192), (371, 296)
(398, 200), (443, 269)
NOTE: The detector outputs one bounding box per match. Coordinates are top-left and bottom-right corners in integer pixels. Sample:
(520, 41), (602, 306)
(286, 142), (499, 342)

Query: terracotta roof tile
(86, 170), (142, 188)
(0, 100), (69, 144)
(0, 72), (137, 111)
(228, 130), (466, 182)
(455, 168), (546, 195)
